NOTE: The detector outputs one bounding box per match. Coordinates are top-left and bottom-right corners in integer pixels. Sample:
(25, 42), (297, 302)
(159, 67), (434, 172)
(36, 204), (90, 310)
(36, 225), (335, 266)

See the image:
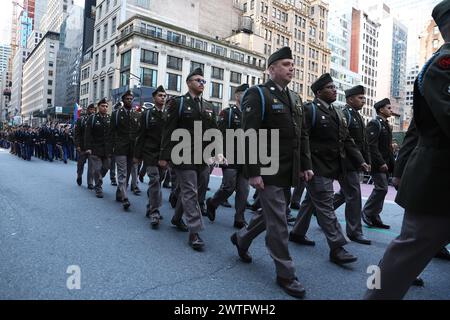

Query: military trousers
(290, 180), (306, 206)
(291, 176), (348, 250)
(236, 185), (297, 280)
(89, 155), (110, 191)
(333, 171), (364, 237)
(110, 156), (116, 181)
(364, 210), (450, 300)
(172, 167), (210, 234)
(115, 155), (135, 200)
(362, 172), (389, 219)
(146, 166), (162, 217)
(210, 168), (249, 223)
(77, 150), (94, 185)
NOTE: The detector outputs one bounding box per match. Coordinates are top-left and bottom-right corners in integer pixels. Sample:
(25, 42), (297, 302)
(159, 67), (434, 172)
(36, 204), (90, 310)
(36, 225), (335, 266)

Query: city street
(0, 148), (449, 300)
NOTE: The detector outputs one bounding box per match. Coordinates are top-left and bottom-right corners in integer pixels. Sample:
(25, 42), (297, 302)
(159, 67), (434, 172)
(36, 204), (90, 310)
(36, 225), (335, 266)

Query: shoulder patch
(437, 56), (450, 70)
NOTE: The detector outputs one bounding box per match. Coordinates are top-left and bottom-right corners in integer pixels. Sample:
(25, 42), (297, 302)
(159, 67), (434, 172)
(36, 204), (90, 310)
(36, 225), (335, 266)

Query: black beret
(268, 46), (293, 67)
(97, 98), (108, 106)
(311, 73), (333, 93)
(121, 90), (134, 100)
(152, 85), (166, 97)
(345, 85), (365, 98)
(187, 67), (204, 81)
(374, 98), (391, 111)
(432, 0), (450, 29)
(87, 103), (96, 109)
(235, 83), (249, 93)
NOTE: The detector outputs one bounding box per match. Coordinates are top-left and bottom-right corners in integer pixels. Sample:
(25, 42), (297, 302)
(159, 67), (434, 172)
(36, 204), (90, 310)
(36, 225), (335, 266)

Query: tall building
(39, 0), (73, 34)
(327, 4), (361, 106)
(21, 32), (60, 124)
(54, 5), (83, 109)
(350, 7), (380, 124)
(382, 0), (440, 68)
(225, 0), (331, 100)
(403, 64), (419, 130)
(419, 19), (444, 67)
(0, 46), (12, 74)
(363, 3), (407, 132)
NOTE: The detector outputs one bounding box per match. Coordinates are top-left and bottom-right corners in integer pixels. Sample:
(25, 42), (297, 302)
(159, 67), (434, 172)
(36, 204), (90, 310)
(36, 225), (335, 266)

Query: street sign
(55, 106), (63, 114)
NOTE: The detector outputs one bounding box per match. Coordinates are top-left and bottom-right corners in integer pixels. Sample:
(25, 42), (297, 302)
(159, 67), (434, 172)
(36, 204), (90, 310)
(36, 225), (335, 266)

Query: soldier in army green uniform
(159, 68), (218, 251)
(75, 104), (96, 188)
(134, 85), (167, 228)
(206, 83), (250, 229)
(365, 0), (450, 299)
(289, 74), (369, 265)
(333, 85), (372, 245)
(231, 47), (313, 299)
(108, 90), (142, 211)
(361, 98), (395, 229)
(84, 98), (112, 198)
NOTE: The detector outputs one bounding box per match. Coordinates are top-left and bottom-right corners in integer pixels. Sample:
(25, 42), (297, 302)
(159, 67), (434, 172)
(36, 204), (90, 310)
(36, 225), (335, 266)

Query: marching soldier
(134, 85), (167, 228)
(75, 104), (96, 188)
(289, 74), (369, 265)
(85, 98), (112, 199)
(365, 0), (450, 299)
(160, 67), (217, 251)
(206, 83), (250, 229)
(231, 47), (313, 299)
(108, 90), (142, 211)
(361, 98), (395, 229)
(333, 85), (372, 245)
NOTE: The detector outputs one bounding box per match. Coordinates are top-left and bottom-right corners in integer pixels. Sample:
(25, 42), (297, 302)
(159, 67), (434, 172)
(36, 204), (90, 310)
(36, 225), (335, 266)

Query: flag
(73, 103), (81, 123)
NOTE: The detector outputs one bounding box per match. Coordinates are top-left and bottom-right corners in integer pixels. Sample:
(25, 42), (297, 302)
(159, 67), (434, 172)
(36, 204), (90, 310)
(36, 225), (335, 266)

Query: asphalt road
(0, 148), (449, 300)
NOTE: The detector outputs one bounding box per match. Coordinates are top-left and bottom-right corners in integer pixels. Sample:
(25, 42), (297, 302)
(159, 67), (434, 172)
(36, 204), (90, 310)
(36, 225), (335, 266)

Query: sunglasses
(190, 79), (207, 85)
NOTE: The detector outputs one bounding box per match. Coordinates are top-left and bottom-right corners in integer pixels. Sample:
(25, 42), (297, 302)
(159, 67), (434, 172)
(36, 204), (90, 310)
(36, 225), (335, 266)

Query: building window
(210, 82), (223, 99)
(95, 54), (99, 70)
(230, 71), (241, 84)
(211, 67), (224, 80)
(104, 23), (108, 41)
(100, 79), (105, 98)
(120, 71), (130, 87)
(141, 49), (158, 65)
(190, 61), (204, 72)
(49, 61), (54, 67)
(166, 73), (181, 92)
(48, 80), (53, 86)
(96, 29), (100, 45)
(102, 49), (107, 67)
(93, 81), (98, 102)
(47, 89), (52, 95)
(48, 70), (54, 77)
(107, 76), (113, 98)
(121, 50), (131, 69)
(167, 55), (183, 71)
(229, 86), (237, 100)
(111, 17), (117, 35)
(211, 44), (227, 57)
(110, 45), (115, 63)
(140, 67), (157, 87)
(167, 31), (185, 45)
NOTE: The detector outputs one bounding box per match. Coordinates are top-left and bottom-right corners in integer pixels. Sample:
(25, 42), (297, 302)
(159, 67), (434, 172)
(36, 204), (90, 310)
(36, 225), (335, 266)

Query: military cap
(121, 90), (134, 100)
(345, 85), (365, 98)
(374, 98), (391, 111)
(87, 103), (96, 109)
(432, 0), (450, 29)
(311, 73), (333, 93)
(187, 67), (204, 81)
(97, 97), (108, 106)
(267, 46), (293, 67)
(152, 85), (166, 97)
(235, 83), (249, 93)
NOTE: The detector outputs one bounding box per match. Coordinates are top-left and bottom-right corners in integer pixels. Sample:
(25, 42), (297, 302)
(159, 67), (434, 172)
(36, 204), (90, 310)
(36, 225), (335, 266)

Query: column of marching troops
(0, 122), (77, 163)
(0, 0), (449, 300)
